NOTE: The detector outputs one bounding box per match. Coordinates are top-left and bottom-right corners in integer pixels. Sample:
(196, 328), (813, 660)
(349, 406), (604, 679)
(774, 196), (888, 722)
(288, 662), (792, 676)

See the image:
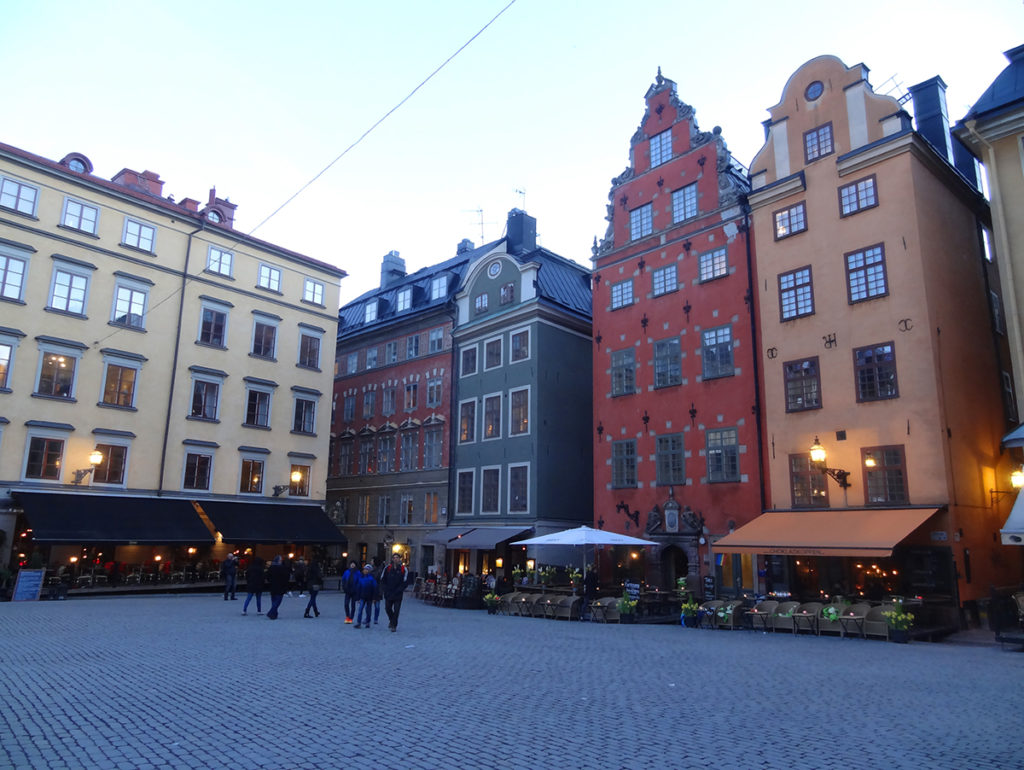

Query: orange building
(721, 56), (1019, 621)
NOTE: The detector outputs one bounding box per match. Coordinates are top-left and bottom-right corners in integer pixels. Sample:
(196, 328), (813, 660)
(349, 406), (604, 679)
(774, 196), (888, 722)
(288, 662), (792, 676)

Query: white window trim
(182, 446), (216, 491)
(189, 370), (225, 421)
(364, 301), (377, 323)
(480, 464), (502, 513)
(396, 287), (412, 312)
(652, 265), (677, 297)
(238, 451), (267, 496)
(509, 327), (531, 364)
(507, 461), (530, 516)
(431, 275), (447, 300)
(303, 277), (325, 306)
(460, 343), (478, 377)
(207, 245), (234, 277)
(458, 398), (477, 444)
(91, 436), (132, 488)
(110, 276), (150, 329)
(48, 258), (93, 316)
(0, 175), (39, 216)
(243, 381), (275, 428)
(257, 263), (282, 292)
(197, 298), (230, 348)
(34, 339), (84, 399)
(0, 330), (24, 390)
(346, 352), (358, 374)
(22, 426), (71, 483)
(482, 391), (502, 441)
(508, 385), (531, 437)
(455, 468), (475, 516)
(298, 327), (324, 369)
(61, 197), (100, 235)
(0, 242), (31, 303)
(292, 393), (318, 435)
(250, 313), (280, 359)
(122, 217), (157, 253)
(483, 335), (503, 371)
(99, 350), (144, 409)
(428, 327), (444, 353)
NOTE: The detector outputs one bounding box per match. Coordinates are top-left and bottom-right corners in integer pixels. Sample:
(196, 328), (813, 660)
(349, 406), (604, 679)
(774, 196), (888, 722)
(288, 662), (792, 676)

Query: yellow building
(0, 142), (346, 581)
(719, 56), (1020, 620)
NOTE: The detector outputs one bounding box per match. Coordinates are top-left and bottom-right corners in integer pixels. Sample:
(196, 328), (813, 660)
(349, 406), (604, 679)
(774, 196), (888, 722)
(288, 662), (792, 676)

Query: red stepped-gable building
(592, 70), (764, 593)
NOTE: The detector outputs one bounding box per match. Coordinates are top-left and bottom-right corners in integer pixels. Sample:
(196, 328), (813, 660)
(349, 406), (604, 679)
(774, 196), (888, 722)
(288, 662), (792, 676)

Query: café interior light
(495, 558), (503, 568)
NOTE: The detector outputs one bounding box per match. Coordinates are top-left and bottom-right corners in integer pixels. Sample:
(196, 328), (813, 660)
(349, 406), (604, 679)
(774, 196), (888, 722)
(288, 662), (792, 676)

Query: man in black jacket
(380, 554), (409, 632)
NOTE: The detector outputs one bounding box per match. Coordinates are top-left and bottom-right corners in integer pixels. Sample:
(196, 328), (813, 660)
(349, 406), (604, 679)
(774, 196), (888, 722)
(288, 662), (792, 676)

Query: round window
(206, 209), (223, 223)
(805, 81), (824, 101)
(68, 159), (86, 173)
(487, 260), (501, 277)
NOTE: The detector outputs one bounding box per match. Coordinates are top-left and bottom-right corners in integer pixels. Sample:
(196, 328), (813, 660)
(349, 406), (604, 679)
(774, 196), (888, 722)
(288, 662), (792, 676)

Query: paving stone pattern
(1, 594), (1022, 769)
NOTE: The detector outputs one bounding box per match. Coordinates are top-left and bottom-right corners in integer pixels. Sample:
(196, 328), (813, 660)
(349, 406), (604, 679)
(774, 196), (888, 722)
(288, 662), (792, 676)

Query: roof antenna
(514, 187), (526, 211)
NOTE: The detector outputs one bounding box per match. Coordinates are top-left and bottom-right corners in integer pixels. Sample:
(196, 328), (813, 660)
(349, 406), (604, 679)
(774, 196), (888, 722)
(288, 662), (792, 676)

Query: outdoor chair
(837, 603), (872, 639)
(818, 602), (847, 635)
(863, 604), (896, 640)
(714, 599), (746, 630)
(553, 595), (581, 620)
(770, 601), (801, 633)
(792, 602), (823, 635)
(599, 596), (620, 623)
(531, 594), (555, 618)
(497, 592), (518, 616)
(511, 593), (533, 617)
(698, 600), (723, 629)
(745, 600), (778, 632)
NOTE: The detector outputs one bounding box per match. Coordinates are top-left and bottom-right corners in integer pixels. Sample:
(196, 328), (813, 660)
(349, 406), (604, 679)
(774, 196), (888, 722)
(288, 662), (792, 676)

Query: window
(863, 445), (908, 505)
(357, 496), (371, 525)
(992, 291), (1004, 334)
(123, 218), (156, 252)
(699, 248), (728, 282)
(399, 494), (415, 525)
(377, 496), (392, 526)
(774, 202), (807, 240)
(431, 275), (447, 300)
(459, 400), (476, 443)
(93, 444), (127, 485)
(378, 435), (395, 473)
(298, 331), (321, 369)
(654, 338), (681, 388)
(779, 267), (814, 320)
(481, 468), (500, 512)
(358, 438), (376, 474)
(207, 246), (233, 276)
(426, 377), (442, 407)
(184, 452), (212, 490)
(652, 265), (677, 296)
(483, 394), (501, 439)
(790, 454), (828, 507)
(701, 326), (733, 379)
(48, 264), (90, 315)
(672, 183), (698, 223)
(429, 327), (444, 353)
(424, 427), (443, 469)
(485, 338), (502, 369)
(656, 434), (685, 485)
(1004, 371), (1017, 422)
(251, 319), (277, 358)
(404, 383), (418, 411)
(337, 440), (354, 475)
(784, 357), (821, 412)
(101, 362), (138, 409)
(0, 251), (28, 301)
(461, 346), (477, 376)
(258, 264), (281, 292)
(240, 458), (264, 494)
(0, 177), (38, 215)
(424, 492), (439, 524)
(706, 428), (739, 482)
(400, 431), (418, 471)
(509, 464), (529, 513)
(612, 440), (637, 488)
(293, 397), (316, 434)
(289, 464), (310, 497)
(362, 391), (376, 419)
(384, 341), (398, 364)
(62, 199), (99, 234)
(365, 347), (378, 369)
(111, 283), (148, 329)
(475, 293), (489, 314)
(510, 388), (529, 435)
(839, 176), (877, 216)
(382, 387), (396, 416)
(199, 305), (228, 348)
(854, 342), (898, 402)
(406, 335), (420, 359)
(457, 470), (475, 514)
(510, 329), (529, 362)
(650, 128), (672, 167)
(611, 348), (636, 396)
(630, 203), (653, 240)
(36, 346), (80, 398)
(26, 436), (64, 480)
(396, 288), (412, 312)
(0, 342), (12, 389)
(191, 378), (220, 420)
(244, 388), (272, 428)
(611, 279), (633, 310)
(804, 123), (834, 162)
(500, 282), (515, 305)
(846, 245), (887, 303)
(303, 278), (324, 305)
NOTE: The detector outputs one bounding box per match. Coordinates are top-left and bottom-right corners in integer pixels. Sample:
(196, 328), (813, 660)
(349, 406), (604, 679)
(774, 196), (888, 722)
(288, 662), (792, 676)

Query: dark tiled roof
(962, 44), (1024, 121)
(516, 247), (592, 318)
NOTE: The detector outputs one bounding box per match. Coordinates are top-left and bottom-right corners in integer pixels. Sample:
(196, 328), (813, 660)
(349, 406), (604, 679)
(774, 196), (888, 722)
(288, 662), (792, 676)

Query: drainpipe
(445, 296), (459, 528)
(742, 201), (768, 516)
(157, 222), (204, 495)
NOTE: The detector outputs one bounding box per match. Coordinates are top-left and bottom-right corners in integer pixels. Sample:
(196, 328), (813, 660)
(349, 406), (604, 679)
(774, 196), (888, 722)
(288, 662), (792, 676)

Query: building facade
(726, 56), (1018, 615)
(0, 142), (345, 577)
(591, 72), (760, 592)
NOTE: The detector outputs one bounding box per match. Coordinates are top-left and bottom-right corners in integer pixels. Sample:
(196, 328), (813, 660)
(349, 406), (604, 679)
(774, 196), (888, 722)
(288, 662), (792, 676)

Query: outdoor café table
(792, 609), (819, 635)
(838, 611), (867, 638)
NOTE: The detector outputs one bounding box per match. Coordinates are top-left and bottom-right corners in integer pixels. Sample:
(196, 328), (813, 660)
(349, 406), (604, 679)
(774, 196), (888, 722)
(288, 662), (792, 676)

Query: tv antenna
(463, 208), (497, 242)
(514, 187), (526, 210)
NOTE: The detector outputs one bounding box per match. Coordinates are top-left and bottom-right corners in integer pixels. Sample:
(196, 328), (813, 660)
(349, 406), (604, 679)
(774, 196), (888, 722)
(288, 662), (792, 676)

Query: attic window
(804, 81), (824, 101)
(397, 288), (412, 312)
(364, 302), (377, 323)
(500, 283), (515, 305)
(205, 209), (223, 223)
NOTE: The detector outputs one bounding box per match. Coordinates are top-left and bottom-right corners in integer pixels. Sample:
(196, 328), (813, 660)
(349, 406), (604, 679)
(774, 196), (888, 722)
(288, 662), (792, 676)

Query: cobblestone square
(1, 594), (1021, 769)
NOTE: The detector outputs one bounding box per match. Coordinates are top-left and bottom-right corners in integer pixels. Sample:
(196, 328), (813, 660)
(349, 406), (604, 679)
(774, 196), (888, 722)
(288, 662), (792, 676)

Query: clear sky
(2, 1), (1021, 306)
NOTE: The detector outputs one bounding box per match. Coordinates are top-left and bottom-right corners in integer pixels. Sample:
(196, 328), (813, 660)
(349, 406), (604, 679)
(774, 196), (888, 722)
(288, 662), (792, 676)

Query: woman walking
(266, 556), (289, 620)
(242, 556), (265, 615)
(304, 559), (323, 618)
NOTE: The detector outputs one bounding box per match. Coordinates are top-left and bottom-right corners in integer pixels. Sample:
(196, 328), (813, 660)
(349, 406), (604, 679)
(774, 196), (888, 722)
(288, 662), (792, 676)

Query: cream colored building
(0, 142), (345, 576)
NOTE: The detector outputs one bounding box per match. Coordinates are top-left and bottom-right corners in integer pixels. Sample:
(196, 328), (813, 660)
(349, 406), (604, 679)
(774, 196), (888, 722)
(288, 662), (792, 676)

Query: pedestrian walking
(341, 560), (360, 624)
(381, 553), (409, 632)
(266, 555), (289, 620)
(304, 559), (323, 618)
(372, 559), (384, 625)
(293, 557), (307, 598)
(220, 553), (238, 601)
(354, 564), (377, 629)
(242, 556), (265, 615)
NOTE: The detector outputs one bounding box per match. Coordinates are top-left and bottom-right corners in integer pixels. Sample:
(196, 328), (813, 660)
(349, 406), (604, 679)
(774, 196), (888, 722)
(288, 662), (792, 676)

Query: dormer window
(206, 209), (223, 223)
(397, 288), (412, 312)
(365, 302), (378, 323)
(431, 275), (447, 300)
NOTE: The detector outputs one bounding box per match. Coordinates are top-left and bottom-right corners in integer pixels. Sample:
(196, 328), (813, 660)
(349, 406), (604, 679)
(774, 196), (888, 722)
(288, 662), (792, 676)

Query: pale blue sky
(2, 0), (1021, 305)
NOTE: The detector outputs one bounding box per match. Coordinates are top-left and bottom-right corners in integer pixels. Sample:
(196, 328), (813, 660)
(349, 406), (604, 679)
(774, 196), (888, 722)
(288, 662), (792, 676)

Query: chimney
(205, 187), (238, 228)
(951, 136), (981, 191)
(111, 168), (165, 197)
(380, 250), (406, 288)
(506, 209), (536, 255)
(908, 76), (954, 165)
(456, 238), (475, 255)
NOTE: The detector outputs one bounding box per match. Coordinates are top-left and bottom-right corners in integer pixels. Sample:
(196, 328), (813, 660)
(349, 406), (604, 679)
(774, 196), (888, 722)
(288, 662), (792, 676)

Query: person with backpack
(380, 553), (409, 632)
(341, 560), (360, 625)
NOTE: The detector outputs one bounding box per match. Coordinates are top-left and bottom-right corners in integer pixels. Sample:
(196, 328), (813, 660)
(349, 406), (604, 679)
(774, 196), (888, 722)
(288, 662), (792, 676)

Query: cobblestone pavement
(1, 593), (1022, 770)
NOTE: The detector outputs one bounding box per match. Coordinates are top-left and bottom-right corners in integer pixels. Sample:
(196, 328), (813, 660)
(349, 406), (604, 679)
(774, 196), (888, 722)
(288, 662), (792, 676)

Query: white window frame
(122, 217), (156, 253)
(698, 248), (728, 282)
(292, 394), (317, 435)
(482, 392), (502, 441)
(611, 279), (633, 310)
(510, 327), (530, 363)
(423, 426), (443, 469)
(238, 451), (266, 495)
(257, 263), (282, 292)
(459, 398), (477, 444)
(629, 203), (653, 240)
(189, 369), (224, 421)
(298, 327), (323, 370)
(346, 352), (358, 374)
(250, 313), (279, 359)
(652, 265), (677, 297)
(672, 183), (698, 223)
(480, 465), (501, 513)
(406, 334), (420, 359)
(384, 341), (398, 364)
(365, 347), (378, 370)
(23, 428), (69, 482)
(91, 438), (132, 487)
(507, 462), (530, 515)
(182, 446), (215, 491)
(379, 494), (394, 524)
(303, 278), (325, 306)
(399, 493), (415, 525)
(48, 259), (92, 315)
(426, 377), (443, 408)
(0, 243), (30, 303)
(197, 298), (230, 348)
(431, 275), (447, 300)
(483, 336), (503, 371)
(0, 176), (39, 216)
(207, 245), (233, 277)
(456, 468), (475, 516)
(460, 344), (478, 377)
(428, 327), (444, 353)
(34, 338), (84, 399)
(110, 276), (150, 330)
(400, 431), (418, 472)
(99, 350), (143, 409)
(650, 129), (672, 168)
(243, 381), (275, 428)
(62, 197), (99, 235)
(396, 287), (412, 312)
(0, 329), (23, 390)
(509, 386), (530, 437)
(364, 301), (377, 323)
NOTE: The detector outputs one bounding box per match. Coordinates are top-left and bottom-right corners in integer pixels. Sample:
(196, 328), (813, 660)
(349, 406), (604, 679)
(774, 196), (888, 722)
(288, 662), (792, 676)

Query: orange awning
(712, 508), (939, 558)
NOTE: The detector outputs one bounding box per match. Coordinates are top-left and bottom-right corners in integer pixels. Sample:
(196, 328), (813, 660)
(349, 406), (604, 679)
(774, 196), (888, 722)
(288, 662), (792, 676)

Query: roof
(962, 44), (1024, 122)
(515, 246), (592, 319)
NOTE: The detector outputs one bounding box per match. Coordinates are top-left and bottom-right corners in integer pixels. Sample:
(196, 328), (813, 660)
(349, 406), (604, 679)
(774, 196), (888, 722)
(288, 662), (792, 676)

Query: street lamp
(809, 437), (851, 489)
(273, 469), (304, 497)
(990, 466), (1024, 504)
(71, 449), (104, 485)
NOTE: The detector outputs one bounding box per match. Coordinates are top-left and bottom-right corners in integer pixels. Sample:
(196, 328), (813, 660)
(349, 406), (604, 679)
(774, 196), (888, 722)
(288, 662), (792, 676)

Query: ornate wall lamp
(273, 469), (304, 497)
(809, 437), (850, 489)
(990, 467), (1024, 505)
(71, 449), (104, 485)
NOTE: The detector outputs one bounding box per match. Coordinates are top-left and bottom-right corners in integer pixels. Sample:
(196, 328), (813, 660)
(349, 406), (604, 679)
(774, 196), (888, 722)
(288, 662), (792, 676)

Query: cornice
(747, 172), (807, 211)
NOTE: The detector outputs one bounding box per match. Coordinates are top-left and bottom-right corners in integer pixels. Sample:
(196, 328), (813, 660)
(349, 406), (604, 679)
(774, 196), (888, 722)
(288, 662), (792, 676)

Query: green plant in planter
(821, 605), (840, 623)
(882, 601), (915, 630)
(618, 591), (638, 615)
(483, 592), (500, 605)
(680, 597), (700, 617)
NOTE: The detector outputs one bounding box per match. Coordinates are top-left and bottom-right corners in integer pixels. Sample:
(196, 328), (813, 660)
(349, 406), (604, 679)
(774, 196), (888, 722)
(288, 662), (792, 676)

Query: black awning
(195, 500), (347, 545)
(15, 492), (215, 545)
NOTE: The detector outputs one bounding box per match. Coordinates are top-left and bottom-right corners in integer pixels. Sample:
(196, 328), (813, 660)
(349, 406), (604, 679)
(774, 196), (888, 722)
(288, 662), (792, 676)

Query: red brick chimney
(111, 168), (165, 196)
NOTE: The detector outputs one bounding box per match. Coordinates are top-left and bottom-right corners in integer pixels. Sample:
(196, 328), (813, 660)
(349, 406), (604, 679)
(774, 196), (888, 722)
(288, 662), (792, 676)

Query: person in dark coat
(242, 556), (265, 615)
(341, 560), (360, 624)
(381, 553), (409, 632)
(266, 556), (290, 620)
(293, 557), (307, 598)
(303, 559), (323, 618)
(220, 553), (238, 601)
(582, 566), (599, 621)
(354, 564), (377, 629)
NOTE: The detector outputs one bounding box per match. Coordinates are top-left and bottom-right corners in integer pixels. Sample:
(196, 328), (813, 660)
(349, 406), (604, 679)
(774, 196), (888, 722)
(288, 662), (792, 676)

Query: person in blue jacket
(354, 564), (377, 629)
(341, 560), (360, 624)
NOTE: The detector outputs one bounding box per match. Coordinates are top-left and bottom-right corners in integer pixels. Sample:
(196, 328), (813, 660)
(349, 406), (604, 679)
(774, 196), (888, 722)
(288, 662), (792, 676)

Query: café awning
(1001, 423), (1024, 448)
(194, 500), (347, 545)
(1000, 492), (1024, 545)
(712, 508), (940, 558)
(446, 526), (533, 549)
(423, 526), (475, 545)
(15, 491), (214, 544)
